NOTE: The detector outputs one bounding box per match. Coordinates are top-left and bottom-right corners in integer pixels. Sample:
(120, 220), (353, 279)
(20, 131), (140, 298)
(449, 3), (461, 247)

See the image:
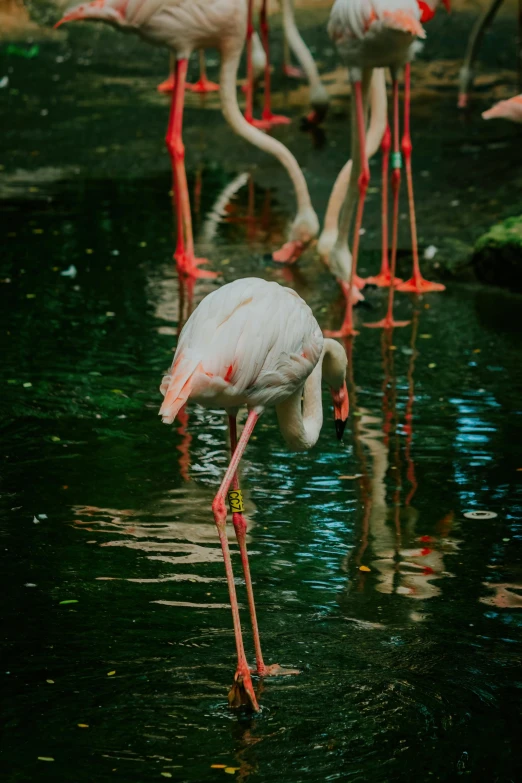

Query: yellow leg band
(227, 489), (244, 513)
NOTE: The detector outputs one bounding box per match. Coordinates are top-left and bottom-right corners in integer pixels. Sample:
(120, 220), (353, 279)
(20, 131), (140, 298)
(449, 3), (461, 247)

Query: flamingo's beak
(331, 381), (349, 440)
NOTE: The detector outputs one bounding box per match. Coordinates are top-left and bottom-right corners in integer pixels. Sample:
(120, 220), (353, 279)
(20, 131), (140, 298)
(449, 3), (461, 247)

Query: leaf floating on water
(111, 389), (123, 394)
(46, 679), (54, 684)
(221, 259), (230, 265)
(26, 293), (36, 299)
(37, 757), (54, 762)
(420, 334), (432, 339)
(50, 436), (61, 442)
(77, 724), (89, 728)
(224, 768), (240, 775)
(428, 363), (437, 369)
(59, 600), (78, 605)
(359, 566), (371, 572)
(23, 382), (32, 388)
(211, 765), (227, 769)
(160, 774), (172, 779)
(107, 670), (116, 676)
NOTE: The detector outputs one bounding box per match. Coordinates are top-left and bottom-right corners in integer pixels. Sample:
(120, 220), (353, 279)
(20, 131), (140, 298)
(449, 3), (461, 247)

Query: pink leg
(228, 415), (299, 678)
(157, 52), (175, 93)
(186, 49), (220, 93)
(365, 76), (409, 330)
(396, 64), (445, 294)
(244, 0), (256, 124)
(366, 124), (402, 288)
(325, 76), (370, 339)
(259, 0), (291, 127)
(165, 59), (217, 280)
(212, 410), (260, 711)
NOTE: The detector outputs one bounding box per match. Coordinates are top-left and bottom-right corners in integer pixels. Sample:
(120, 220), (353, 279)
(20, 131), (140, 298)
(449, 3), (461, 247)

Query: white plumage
(159, 278), (324, 420)
(328, 0), (424, 69)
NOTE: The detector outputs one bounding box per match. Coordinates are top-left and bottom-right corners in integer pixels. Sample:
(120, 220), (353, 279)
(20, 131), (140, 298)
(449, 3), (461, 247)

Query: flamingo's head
(54, 0), (128, 29)
(331, 381), (349, 440)
(323, 338), (349, 440)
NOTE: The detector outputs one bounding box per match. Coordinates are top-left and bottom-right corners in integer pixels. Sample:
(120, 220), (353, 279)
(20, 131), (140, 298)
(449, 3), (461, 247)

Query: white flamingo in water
(55, 0), (319, 275)
(324, 0), (429, 338)
(159, 277), (349, 710)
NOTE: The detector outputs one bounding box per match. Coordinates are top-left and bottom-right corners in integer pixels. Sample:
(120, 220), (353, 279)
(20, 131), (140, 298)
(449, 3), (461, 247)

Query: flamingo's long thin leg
(396, 64), (445, 294)
(212, 410), (260, 711)
(165, 58), (217, 279)
(259, 0), (291, 126)
(325, 69), (370, 339)
(366, 124), (402, 288)
(228, 415), (299, 678)
(365, 75), (409, 329)
(244, 0), (256, 124)
(186, 49), (220, 93)
(157, 52), (176, 93)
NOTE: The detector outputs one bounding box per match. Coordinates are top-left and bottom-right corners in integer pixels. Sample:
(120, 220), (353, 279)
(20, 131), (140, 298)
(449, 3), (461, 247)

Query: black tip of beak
(335, 418), (347, 441)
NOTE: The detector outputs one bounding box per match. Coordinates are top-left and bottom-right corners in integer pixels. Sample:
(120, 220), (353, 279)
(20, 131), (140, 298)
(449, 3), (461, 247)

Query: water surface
(2, 8), (522, 782)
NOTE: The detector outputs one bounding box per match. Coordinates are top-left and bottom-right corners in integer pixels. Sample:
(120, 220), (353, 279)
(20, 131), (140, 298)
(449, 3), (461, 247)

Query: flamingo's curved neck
(218, 48), (313, 217)
(280, 0), (323, 95)
(275, 360), (324, 452)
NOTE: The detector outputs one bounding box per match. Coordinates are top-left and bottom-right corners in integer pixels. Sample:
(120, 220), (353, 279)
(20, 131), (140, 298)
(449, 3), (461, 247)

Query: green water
(2, 8), (522, 782)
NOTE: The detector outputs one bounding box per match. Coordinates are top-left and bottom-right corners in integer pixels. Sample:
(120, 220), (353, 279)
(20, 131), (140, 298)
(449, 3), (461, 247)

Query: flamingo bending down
(159, 277), (349, 711)
(483, 94), (522, 123)
(56, 0), (319, 273)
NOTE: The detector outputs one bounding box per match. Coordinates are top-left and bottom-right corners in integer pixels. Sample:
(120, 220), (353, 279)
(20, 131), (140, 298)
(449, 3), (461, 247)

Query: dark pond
(1, 4), (522, 782)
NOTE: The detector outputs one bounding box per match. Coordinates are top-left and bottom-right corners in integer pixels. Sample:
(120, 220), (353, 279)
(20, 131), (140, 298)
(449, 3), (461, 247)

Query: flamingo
(483, 93), (522, 122)
(319, 0), (449, 292)
(159, 277), (349, 710)
(324, 0), (426, 338)
(55, 0), (319, 274)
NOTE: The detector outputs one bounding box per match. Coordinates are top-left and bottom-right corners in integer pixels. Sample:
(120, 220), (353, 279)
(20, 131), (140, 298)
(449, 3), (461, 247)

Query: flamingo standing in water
(55, 0), (319, 275)
(318, 0), (449, 292)
(324, 0), (426, 337)
(159, 277), (349, 710)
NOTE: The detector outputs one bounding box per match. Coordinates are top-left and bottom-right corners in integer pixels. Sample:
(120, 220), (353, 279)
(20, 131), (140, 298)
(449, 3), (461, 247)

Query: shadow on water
(2, 4), (522, 782)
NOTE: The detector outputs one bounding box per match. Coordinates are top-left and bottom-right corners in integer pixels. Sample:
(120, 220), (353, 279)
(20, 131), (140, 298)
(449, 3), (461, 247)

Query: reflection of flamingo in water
(159, 278), (349, 711)
(343, 328), (458, 608)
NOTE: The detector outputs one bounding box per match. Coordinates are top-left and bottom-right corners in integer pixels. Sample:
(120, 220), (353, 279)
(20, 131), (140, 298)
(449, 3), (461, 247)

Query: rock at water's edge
(472, 215), (522, 292)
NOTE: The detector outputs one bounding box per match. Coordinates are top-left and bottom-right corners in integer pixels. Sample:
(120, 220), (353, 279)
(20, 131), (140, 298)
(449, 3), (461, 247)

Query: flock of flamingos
(52, 0), (519, 711)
